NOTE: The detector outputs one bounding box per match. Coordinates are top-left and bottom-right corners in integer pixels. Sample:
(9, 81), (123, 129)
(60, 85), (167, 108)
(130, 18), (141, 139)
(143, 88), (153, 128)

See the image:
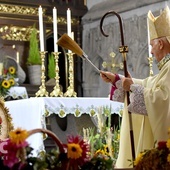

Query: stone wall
(82, 0), (169, 97)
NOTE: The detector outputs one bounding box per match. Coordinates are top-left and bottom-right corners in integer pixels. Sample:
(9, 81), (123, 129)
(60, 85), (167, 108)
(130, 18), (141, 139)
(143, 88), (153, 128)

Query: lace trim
(112, 80), (125, 103)
(128, 84), (147, 115)
(157, 54), (170, 70)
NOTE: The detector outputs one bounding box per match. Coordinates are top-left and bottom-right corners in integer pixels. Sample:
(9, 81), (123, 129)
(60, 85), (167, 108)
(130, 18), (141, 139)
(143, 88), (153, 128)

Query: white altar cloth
(6, 86), (28, 99)
(5, 97), (123, 155)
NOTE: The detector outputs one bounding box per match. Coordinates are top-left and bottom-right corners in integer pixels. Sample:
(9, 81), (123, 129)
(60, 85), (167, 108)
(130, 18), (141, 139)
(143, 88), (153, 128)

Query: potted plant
(45, 53), (56, 86)
(47, 53), (55, 79)
(27, 24), (41, 85)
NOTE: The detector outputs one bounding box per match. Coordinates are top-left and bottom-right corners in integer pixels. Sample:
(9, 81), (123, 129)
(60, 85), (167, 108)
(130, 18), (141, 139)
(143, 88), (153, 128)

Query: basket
(28, 128), (69, 170)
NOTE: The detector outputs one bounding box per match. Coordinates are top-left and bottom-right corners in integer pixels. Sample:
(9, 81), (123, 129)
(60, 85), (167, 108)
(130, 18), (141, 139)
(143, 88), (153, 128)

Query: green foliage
(48, 53), (56, 79)
(27, 24), (41, 65)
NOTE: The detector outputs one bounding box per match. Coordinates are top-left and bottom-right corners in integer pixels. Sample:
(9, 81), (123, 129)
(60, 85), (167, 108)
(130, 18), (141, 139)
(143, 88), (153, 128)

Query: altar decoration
(0, 128), (117, 169)
(134, 128), (170, 170)
(0, 108), (121, 169)
(0, 66), (18, 97)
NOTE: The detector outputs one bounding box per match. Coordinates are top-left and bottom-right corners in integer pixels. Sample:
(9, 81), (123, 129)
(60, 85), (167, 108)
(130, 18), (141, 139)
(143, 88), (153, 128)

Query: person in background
(100, 6), (170, 168)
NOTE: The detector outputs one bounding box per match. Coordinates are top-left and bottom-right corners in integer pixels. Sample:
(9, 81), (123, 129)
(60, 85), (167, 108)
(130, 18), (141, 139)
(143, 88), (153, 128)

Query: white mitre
(148, 6), (170, 42)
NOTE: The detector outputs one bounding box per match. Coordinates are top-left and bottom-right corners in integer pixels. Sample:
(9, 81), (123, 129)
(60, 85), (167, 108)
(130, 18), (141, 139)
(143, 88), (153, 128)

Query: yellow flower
(67, 143), (82, 159)
(94, 149), (105, 156)
(9, 128), (28, 145)
(167, 153), (170, 163)
(2, 80), (11, 89)
(103, 145), (111, 156)
(134, 152), (145, 166)
(8, 78), (15, 86)
(8, 66), (16, 75)
(166, 139), (170, 149)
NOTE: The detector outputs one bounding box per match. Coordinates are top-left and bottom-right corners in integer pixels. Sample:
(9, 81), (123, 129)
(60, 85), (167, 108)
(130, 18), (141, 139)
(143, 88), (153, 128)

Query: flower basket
(28, 128), (68, 170)
(0, 127), (117, 170)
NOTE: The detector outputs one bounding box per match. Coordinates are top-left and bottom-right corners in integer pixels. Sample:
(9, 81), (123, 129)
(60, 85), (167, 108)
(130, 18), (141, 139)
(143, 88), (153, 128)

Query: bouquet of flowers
(0, 66), (18, 97)
(134, 129), (170, 170)
(0, 107), (121, 170)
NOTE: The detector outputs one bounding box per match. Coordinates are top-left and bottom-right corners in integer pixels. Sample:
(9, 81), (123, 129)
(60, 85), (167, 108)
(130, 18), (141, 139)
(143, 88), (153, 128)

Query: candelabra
(35, 51), (49, 97)
(50, 52), (63, 97)
(148, 57), (153, 76)
(64, 52), (77, 97)
(102, 52), (123, 72)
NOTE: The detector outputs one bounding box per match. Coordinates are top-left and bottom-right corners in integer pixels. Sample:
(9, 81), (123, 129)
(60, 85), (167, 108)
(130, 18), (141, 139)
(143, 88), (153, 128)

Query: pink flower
(0, 138), (28, 168)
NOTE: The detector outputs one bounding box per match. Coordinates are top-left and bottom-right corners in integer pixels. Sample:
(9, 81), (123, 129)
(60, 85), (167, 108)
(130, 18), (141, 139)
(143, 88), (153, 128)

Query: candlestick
(64, 52), (77, 97)
(35, 51), (49, 97)
(53, 7), (58, 52)
(38, 6), (44, 52)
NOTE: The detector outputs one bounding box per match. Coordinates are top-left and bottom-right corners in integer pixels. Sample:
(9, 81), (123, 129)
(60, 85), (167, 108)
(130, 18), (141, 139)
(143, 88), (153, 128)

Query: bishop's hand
(100, 71), (116, 84)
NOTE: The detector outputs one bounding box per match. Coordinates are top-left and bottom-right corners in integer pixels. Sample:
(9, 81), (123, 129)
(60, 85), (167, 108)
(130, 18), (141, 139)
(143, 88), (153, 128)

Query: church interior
(0, 0), (169, 169)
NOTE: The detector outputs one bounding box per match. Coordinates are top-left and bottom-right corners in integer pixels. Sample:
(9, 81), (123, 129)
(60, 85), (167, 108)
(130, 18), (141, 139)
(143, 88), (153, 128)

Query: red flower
(3, 69), (8, 75)
(63, 135), (90, 169)
(157, 141), (167, 150)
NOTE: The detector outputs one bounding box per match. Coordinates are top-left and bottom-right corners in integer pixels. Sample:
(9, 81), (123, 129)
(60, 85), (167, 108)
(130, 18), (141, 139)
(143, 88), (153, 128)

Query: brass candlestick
(50, 52), (63, 97)
(35, 51), (49, 97)
(64, 52), (77, 97)
(148, 57), (153, 76)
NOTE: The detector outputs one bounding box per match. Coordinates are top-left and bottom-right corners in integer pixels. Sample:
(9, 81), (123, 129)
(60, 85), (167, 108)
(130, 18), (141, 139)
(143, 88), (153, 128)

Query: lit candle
(53, 7), (58, 52)
(147, 18), (152, 58)
(38, 6), (44, 52)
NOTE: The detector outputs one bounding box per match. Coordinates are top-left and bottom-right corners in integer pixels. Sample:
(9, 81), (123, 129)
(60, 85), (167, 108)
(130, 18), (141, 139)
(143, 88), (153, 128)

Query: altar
(5, 97), (123, 155)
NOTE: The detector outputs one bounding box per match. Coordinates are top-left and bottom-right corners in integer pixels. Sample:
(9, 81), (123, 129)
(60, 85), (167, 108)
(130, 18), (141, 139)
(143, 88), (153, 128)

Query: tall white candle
(147, 18), (152, 58)
(71, 31), (74, 40)
(53, 7), (58, 52)
(0, 63), (3, 76)
(67, 8), (71, 53)
(67, 8), (71, 37)
(16, 52), (19, 63)
(38, 6), (44, 52)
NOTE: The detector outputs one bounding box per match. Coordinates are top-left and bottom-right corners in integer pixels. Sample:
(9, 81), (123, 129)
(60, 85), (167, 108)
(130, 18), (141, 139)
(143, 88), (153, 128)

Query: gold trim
(0, 25), (51, 41)
(0, 98), (14, 140)
(47, 16), (79, 25)
(0, 4), (42, 16)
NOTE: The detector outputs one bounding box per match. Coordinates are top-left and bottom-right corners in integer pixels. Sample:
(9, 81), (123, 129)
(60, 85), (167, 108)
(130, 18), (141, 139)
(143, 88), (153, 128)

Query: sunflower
(63, 135), (90, 168)
(9, 128), (28, 145)
(67, 143), (83, 159)
(1, 79), (11, 89)
(8, 66), (16, 75)
(8, 78), (15, 86)
(134, 152), (145, 166)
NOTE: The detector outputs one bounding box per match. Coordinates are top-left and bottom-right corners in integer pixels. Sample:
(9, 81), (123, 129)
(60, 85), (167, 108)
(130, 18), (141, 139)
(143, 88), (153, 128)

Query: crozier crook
(100, 11), (136, 165)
